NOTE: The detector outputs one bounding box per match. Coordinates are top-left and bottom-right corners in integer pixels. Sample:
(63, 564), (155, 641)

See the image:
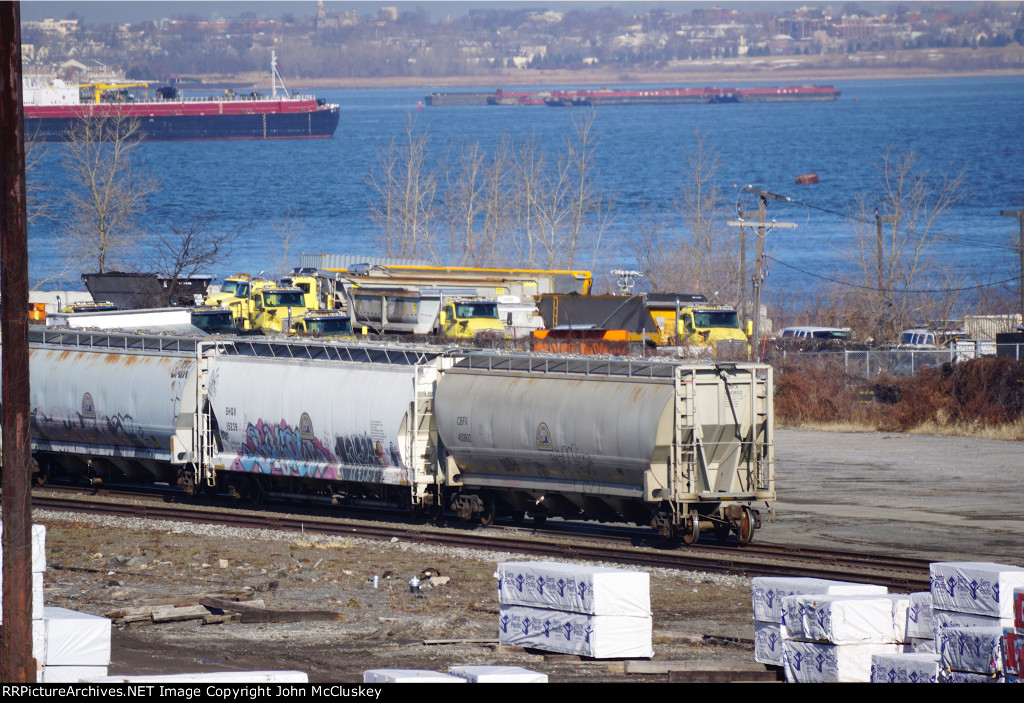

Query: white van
(899, 329), (937, 349)
(779, 326), (853, 341)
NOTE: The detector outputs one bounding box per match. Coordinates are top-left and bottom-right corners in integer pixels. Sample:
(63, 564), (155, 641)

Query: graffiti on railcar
(31, 405), (152, 447)
(228, 416), (405, 481)
(552, 443), (593, 473)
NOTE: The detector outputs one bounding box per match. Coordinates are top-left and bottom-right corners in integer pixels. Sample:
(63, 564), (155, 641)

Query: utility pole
(735, 204), (747, 327)
(1, 0), (36, 683)
(728, 188), (796, 361)
(1001, 208), (1024, 324)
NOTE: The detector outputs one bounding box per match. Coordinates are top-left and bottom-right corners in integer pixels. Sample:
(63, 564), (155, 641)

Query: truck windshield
(262, 291), (305, 308)
(220, 280), (240, 296)
(308, 318), (352, 335)
(692, 310), (740, 329)
(192, 311), (235, 333)
(455, 302), (498, 319)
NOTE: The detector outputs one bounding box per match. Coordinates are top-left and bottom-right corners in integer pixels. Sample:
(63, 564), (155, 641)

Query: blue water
(27, 76), (1024, 305)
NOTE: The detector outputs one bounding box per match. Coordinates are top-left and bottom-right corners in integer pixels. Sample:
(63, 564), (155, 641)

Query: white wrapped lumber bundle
(869, 652), (941, 683)
(782, 593), (911, 645)
(751, 576), (886, 623)
(930, 562), (1024, 619)
(783, 639), (901, 683)
(498, 604), (653, 659)
(496, 562), (650, 617)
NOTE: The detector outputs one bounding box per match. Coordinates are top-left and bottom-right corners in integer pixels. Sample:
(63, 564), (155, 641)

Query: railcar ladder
(195, 351), (217, 488)
(673, 367), (710, 508)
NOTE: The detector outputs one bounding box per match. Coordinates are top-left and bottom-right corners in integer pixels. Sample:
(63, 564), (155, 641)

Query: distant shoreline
(287, 66), (1024, 91)
(203, 49), (1024, 91)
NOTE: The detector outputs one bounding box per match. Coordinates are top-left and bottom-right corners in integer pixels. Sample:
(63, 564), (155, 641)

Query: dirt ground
(30, 427), (1024, 682)
(38, 514), (752, 683)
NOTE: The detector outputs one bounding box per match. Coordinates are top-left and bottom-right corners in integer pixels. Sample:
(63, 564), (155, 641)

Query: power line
(764, 254), (1022, 294)
(772, 193), (1020, 254)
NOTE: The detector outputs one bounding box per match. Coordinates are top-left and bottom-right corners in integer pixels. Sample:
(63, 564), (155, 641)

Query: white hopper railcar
(435, 354), (774, 543)
(17, 328), (774, 544)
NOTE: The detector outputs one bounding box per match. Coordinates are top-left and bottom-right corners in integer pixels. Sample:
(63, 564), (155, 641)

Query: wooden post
(0, 0), (36, 683)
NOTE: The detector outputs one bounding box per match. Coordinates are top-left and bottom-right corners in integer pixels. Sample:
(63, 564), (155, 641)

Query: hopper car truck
(13, 328), (775, 546)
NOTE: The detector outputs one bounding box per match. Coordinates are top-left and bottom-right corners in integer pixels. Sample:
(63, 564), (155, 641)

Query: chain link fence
(767, 343), (1024, 379)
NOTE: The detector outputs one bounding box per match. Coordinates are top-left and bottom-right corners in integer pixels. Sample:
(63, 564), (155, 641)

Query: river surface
(26, 75), (1024, 306)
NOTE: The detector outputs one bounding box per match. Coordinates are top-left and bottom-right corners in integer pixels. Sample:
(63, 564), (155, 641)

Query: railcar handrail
(28, 326), (202, 354)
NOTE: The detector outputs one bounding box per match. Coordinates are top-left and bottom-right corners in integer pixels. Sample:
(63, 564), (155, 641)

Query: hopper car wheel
(532, 513), (547, 526)
(681, 510), (700, 545)
(479, 496), (496, 526)
(737, 507), (755, 546)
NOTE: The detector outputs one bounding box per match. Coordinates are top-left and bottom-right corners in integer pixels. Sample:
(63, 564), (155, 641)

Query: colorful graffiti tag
(229, 417), (406, 482)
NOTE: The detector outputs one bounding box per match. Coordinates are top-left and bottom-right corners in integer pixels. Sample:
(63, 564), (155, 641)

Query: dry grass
(775, 357), (1024, 441)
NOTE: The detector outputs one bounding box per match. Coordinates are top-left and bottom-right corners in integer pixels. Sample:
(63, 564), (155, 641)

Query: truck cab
(290, 310), (353, 338)
(676, 306), (748, 348)
(438, 299), (505, 340)
(241, 286), (310, 333)
(205, 273), (261, 308)
(280, 268), (331, 311)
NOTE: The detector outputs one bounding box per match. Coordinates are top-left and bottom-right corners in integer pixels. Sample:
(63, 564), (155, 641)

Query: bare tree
(673, 128), (736, 301)
(366, 111), (615, 272)
(846, 147), (968, 340)
(529, 110), (616, 270)
(61, 112), (160, 274)
(272, 208), (306, 276)
(152, 217), (248, 306)
(624, 205), (674, 293)
(365, 113), (436, 259)
(442, 139), (485, 265)
(510, 132), (546, 267)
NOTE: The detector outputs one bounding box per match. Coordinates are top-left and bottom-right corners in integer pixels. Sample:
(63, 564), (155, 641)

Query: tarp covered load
(536, 295), (659, 336)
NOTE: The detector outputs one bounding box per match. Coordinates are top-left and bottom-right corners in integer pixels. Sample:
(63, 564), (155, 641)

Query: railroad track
(32, 486), (931, 591)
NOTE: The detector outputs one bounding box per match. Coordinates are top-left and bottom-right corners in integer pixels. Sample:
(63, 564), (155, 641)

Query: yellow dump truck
(438, 299), (505, 340)
(228, 283), (310, 333)
(345, 285), (505, 341)
(645, 294), (749, 352)
(204, 273), (270, 308)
